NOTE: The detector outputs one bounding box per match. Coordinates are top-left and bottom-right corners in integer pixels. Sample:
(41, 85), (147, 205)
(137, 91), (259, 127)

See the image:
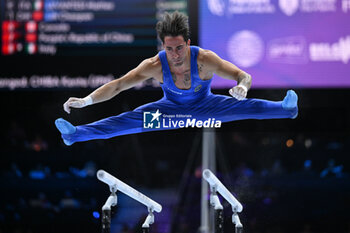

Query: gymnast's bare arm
(63, 55), (163, 114)
(197, 48), (252, 100)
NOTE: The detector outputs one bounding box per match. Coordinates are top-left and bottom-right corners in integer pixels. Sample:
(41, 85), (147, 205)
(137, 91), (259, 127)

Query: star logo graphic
(151, 109), (162, 122)
(143, 109), (162, 129)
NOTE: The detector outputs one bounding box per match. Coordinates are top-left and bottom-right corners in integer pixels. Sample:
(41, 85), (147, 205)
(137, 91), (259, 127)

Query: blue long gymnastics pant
(62, 94), (297, 144)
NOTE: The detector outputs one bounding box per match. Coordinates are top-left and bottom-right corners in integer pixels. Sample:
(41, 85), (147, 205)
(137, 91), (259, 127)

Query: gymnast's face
(163, 36), (190, 67)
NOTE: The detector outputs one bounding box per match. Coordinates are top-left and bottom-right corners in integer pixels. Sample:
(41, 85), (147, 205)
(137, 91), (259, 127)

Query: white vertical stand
(200, 129), (216, 233)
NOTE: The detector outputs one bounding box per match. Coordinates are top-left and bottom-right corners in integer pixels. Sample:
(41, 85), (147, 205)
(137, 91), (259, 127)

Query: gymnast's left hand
(229, 85), (247, 100)
(63, 97), (86, 114)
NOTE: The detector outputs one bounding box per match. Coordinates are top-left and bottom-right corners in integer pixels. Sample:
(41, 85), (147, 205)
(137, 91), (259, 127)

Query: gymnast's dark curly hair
(156, 11), (190, 43)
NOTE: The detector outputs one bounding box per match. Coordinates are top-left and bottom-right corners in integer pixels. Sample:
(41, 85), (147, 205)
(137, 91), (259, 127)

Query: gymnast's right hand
(63, 96), (92, 114)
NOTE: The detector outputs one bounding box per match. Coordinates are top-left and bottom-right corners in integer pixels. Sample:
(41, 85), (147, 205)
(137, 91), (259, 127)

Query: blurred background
(1, 0), (350, 233)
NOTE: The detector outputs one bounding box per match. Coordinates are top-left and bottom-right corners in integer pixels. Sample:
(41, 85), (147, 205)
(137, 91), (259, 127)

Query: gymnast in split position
(55, 11), (298, 146)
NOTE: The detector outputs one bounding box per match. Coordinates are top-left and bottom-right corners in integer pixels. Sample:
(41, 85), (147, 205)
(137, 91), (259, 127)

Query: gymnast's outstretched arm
(62, 55), (163, 114)
(198, 48), (252, 100)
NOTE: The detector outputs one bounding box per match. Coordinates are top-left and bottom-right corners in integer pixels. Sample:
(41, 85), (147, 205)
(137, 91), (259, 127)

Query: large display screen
(1, 0), (189, 56)
(0, 0), (187, 90)
(200, 0), (350, 88)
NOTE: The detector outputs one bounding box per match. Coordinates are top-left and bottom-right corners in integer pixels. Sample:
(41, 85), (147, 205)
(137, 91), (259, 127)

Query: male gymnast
(55, 11), (298, 146)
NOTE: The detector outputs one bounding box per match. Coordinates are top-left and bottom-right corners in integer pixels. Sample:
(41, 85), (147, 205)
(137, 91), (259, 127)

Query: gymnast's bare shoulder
(141, 54), (163, 83)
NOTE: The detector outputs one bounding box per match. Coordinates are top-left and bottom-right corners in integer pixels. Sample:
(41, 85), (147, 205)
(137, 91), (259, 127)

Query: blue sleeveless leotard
(61, 46), (297, 144)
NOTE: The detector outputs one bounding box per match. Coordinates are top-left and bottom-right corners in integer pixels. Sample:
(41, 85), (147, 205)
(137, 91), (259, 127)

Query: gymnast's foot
(55, 118), (76, 146)
(282, 90), (298, 119)
(282, 90), (298, 109)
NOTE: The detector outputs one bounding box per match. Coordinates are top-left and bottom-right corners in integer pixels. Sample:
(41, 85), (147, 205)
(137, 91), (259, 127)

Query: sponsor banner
(227, 30), (265, 68)
(207, 0), (276, 16)
(343, 0), (350, 12)
(206, 0), (342, 17)
(280, 0), (337, 16)
(201, 0), (350, 88)
(309, 36), (350, 64)
(267, 36), (308, 64)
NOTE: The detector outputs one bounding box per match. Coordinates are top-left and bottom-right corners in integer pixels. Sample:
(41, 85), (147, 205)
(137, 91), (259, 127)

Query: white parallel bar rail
(97, 170), (162, 213)
(202, 169), (243, 212)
